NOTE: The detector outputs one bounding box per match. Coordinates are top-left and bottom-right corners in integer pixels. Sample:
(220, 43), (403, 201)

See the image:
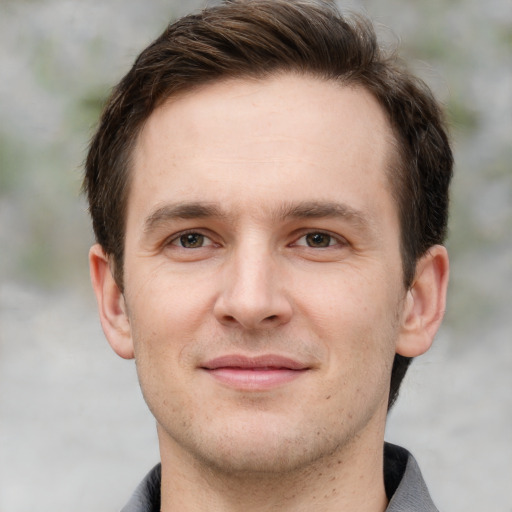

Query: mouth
(200, 354), (310, 390)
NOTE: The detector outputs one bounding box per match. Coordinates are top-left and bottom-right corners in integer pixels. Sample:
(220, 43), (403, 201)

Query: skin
(90, 74), (449, 511)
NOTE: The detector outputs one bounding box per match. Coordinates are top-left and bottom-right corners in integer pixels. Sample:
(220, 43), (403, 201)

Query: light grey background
(1, 0), (511, 510)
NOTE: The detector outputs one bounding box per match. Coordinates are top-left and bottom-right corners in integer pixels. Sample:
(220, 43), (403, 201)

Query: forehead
(129, 74), (396, 223)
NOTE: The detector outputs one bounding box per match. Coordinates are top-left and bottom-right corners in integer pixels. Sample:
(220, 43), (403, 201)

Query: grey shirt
(121, 443), (438, 512)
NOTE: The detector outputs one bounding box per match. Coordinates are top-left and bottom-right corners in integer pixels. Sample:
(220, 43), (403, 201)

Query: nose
(213, 245), (293, 330)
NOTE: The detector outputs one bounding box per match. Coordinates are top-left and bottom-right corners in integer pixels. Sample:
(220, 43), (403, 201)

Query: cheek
(127, 265), (216, 330)
(295, 266), (396, 331)
(297, 268), (401, 376)
(129, 311), (197, 426)
(125, 264), (221, 363)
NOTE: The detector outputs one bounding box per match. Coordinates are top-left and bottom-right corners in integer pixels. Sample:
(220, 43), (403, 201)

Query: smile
(200, 355), (310, 390)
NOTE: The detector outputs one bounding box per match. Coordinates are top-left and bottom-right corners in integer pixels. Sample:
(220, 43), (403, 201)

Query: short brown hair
(84, 0), (453, 409)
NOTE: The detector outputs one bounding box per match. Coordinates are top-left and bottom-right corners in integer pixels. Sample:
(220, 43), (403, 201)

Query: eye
(305, 232), (333, 248)
(170, 232), (213, 248)
(295, 232), (339, 248)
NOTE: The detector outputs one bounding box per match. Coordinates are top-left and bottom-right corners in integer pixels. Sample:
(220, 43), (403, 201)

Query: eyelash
(166, 229), (346, 250)
(168, 230), (216, 249)
(292, 231), (346, 248)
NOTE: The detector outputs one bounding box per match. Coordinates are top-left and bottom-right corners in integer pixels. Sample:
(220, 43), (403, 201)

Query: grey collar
(121, 443), (438, 512)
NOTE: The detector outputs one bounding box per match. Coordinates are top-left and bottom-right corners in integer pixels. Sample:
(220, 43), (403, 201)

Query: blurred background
(0, 0), (510, 510)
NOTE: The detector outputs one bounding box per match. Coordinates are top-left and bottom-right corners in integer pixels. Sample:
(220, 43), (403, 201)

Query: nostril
(214, 294), (293, 329)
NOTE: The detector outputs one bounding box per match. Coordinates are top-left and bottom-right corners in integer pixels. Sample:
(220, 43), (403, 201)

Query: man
(84, 1), (452, 510)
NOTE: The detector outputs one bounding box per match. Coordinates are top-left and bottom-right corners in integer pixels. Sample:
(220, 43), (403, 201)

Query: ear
(89, 244), (134, 359)
(396, 245), (449, 358)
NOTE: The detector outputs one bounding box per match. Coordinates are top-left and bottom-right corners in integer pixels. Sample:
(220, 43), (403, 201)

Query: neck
(158, 429), (388, 512)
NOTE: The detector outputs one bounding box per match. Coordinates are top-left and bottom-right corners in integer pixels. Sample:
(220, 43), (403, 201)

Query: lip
(200, 354), (310, 390)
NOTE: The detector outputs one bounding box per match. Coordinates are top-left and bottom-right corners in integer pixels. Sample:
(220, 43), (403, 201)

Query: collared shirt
(121, 443), (439, 512)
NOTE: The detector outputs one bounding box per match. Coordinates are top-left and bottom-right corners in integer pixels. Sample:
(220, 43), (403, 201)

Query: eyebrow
(274, 201), (377, 238)
(276, 201), (371, 226)
(143, 200), (374, 234)
(143, 202), (226, 233)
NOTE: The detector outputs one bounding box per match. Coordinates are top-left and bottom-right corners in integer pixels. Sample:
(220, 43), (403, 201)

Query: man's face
(119, 74), (409, 473)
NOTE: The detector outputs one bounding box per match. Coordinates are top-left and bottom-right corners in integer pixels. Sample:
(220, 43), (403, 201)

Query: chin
(162, 413), (350, 477)
(199, 440), (329, 476)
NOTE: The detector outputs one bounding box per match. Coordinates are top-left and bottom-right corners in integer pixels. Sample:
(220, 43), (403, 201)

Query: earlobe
(396, 245), (449, 358)
(89, 244), (134, 359)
